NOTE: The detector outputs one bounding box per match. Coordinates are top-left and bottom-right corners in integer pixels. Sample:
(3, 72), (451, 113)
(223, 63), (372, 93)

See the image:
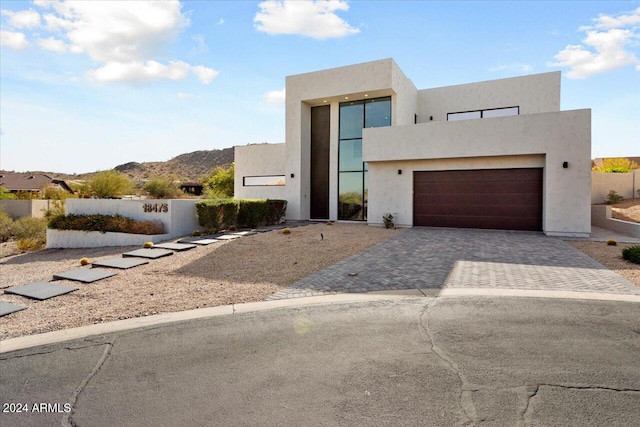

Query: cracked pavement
(1, 296), (639, 426)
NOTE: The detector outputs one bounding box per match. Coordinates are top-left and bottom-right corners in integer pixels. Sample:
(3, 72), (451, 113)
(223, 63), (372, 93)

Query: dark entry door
(310, 105), (330, 219)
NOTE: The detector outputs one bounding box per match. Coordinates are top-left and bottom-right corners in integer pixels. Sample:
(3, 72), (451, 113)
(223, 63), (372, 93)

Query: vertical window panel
(339, 102), (364, 139)
(365, 98), (391, 128)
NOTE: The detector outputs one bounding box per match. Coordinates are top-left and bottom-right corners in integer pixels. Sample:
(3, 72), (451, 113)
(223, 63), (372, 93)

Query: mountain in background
(2, 147), (235, 183)
(113, 147), (234, 182)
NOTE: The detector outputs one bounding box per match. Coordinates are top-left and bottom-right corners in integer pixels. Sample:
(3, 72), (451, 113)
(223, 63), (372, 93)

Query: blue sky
(1, 0), (638, 174)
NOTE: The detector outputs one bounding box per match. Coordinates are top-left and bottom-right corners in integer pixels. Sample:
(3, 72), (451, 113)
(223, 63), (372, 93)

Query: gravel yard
(0, 223), (402, 340)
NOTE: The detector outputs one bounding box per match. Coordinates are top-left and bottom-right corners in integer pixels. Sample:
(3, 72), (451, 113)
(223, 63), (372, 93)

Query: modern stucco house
(235, 59), (591, 237)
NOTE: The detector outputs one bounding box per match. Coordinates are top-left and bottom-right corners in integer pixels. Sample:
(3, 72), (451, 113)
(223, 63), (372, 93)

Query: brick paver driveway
(268, 228), (640, 300)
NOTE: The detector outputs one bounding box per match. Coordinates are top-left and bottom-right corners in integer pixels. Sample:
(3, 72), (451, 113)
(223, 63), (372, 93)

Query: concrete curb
(2, 288), (639, 353)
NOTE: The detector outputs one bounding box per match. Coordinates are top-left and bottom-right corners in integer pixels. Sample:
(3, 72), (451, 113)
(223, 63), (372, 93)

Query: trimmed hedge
(196, 199), (287, 232)
(622, 245), (640, 264)
(49, 214), (165, 235)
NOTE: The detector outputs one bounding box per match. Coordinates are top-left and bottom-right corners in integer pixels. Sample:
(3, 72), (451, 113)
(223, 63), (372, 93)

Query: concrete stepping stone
(122, 248), (173, 259)
(187, 239), (221, 245)
(0, 301), (27, 317)
(216, 234), (241, 240)
(92, 257), (149, 270)
(229, 231), (257, 236)
(5, 281), (79, 300)
(53, 268), (117, 283)
(153, 243), (197, 251)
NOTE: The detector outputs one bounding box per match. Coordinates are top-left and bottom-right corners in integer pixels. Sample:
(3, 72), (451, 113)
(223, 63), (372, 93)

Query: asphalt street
(1, 296), (639, 426)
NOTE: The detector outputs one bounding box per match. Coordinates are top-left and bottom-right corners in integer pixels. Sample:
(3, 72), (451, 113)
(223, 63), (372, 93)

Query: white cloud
(0, 30), (29, 50)
(217, 18), (225, 25)
(192, 65), (218, 84)
(254, 0), (359, 39)
(264, 88), (286, 104)
(4, 0), (219, 85)
(88, 60), (191, 84)
(580, 7), (640, 30)
(38, 36), (68, 52)
(1, 9), (41, 29)
(549, 8), (640, 78)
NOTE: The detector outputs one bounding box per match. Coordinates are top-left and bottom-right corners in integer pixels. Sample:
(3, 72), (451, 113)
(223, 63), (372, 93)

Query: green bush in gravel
(622, 245), (640, 264)
(0, 209), (12, 242)
(49, 214), (164, 235)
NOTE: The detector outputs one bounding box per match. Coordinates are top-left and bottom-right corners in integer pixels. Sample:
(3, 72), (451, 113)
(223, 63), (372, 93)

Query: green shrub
(237, 199), (268, 228)
(281, 228), (291, 235)
(12, 217), (47, 241)
(143, 176), (183, 199)
(606, 190), (624, 204)
(383, 213), (394, 229)
(17, 238), (45, 252)
(622, 245), (640, 264)
(49, 214), (164, 235)
(266, 199), (287, 225)
(607, 239), (617, 246)
(195, 199), (238, 233)
(88, 170), (133, 199)
(0, 209), (14, 242)
(196, 198), (287, 231)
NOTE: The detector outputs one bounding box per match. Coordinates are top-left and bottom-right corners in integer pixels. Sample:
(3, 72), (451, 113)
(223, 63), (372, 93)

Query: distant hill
(2, 147), (235, 183)
(113, 147), (234, 182)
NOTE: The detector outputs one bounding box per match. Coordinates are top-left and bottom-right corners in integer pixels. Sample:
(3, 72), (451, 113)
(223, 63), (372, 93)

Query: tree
(88, 170), (133, 198)
(203, 163), (234, 198)
(143, 176), (183, 199)
(0, 187), (16, 200)
(592, 158), (640, 173)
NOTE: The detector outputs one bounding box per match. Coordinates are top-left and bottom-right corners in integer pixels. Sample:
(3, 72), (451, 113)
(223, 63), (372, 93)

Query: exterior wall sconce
(562, 162), (568, 169)
(430, 116), (433, 121)
(398, 169), (402, 175)
(290, 173), (295, 178)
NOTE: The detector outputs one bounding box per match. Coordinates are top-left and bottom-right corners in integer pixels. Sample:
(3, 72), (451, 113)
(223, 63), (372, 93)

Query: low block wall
(0, 200), (52, 219)
(591, 205), (640, 237)
(46, 230), (171, 248)
(49, 199), (200, 248)
(592, 171), (639, 204)
(64, 199), (199, 238)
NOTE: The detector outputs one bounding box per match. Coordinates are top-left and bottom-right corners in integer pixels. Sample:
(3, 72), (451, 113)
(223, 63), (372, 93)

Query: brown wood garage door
(413, 168), (542, 231)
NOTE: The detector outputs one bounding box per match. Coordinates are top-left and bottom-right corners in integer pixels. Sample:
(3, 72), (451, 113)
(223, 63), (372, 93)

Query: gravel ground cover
(0, 223), (401, 340)
(609, 198), (640, 224)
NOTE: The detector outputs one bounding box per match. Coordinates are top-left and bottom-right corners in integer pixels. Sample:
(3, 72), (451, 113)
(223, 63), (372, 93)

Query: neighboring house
(235, 58), (591, 237)
(0, 172), (74, 194)
(180, 181), (204, 196)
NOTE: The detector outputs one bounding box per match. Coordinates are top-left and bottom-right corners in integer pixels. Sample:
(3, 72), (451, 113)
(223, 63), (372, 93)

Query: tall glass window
(338, 97), (391, 220)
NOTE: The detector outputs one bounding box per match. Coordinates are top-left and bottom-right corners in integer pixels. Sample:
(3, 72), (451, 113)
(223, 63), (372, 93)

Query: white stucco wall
(64, 199), (199, 239)
(284, 58), (414, 220)
(234, 144), (286, 200)
(417, 72), (560, 122)
(591, 171), (639, 204)
(364, 109), (592, 236)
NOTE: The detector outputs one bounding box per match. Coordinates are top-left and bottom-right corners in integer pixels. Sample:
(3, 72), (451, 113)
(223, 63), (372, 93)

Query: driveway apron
(268, 228), (640, 300)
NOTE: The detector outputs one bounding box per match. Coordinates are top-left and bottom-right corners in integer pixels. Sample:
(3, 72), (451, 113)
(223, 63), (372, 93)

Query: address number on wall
(143, 203), (169, 213)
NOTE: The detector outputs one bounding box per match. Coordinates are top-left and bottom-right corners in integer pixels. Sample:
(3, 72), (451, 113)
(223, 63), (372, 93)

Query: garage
(413, 168), (543, 231)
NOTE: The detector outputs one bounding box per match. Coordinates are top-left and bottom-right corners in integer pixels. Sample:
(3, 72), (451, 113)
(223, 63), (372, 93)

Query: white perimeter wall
(591, 171), (640, 203)
(364, 109), (591, 236)
(64, 199), (199, 238)
(234, 144), (286, 200)
(417, 72), (560, 122)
